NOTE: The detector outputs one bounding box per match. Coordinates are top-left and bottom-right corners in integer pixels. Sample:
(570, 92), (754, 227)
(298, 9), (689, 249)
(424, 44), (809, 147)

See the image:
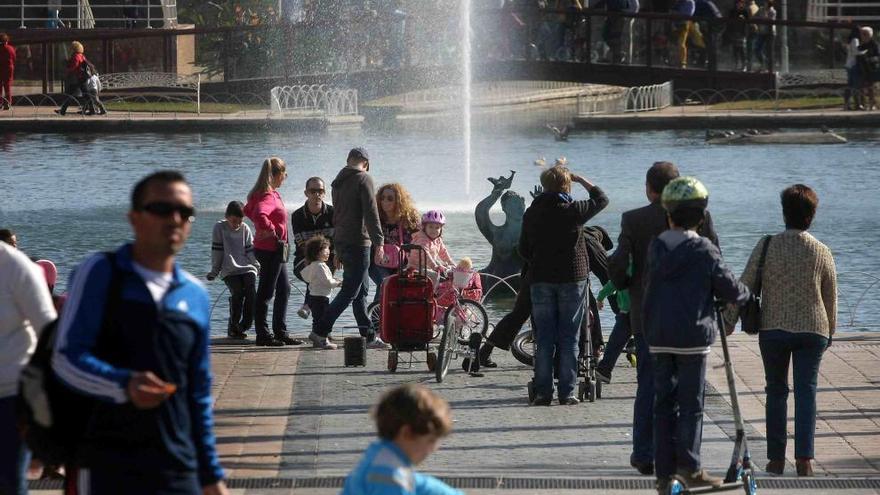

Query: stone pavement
(29, 332), (880, 494)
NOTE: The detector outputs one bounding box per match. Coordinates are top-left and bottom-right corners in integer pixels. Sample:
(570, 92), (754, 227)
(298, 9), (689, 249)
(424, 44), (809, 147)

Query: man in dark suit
(608, 161), (718, 476)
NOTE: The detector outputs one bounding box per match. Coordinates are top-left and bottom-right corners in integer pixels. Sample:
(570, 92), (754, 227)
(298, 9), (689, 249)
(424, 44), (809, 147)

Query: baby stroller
(526, 289), (602, 403)
(379, 245), (438, 373)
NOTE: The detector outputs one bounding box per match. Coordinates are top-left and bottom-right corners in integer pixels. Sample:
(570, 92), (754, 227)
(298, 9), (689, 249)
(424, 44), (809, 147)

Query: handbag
(375, 224), (404, 269)
(740, 235), (771, 335)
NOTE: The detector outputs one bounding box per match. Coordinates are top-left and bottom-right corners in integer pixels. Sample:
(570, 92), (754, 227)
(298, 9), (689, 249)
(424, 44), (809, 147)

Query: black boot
(478, 343), (497, 368)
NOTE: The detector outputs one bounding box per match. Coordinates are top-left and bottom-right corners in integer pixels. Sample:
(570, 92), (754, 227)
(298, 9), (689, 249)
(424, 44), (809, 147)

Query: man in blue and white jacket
(52, 171), (227, 495)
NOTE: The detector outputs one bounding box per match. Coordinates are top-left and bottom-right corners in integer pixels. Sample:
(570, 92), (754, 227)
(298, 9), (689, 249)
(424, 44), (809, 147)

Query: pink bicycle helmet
(421, 210), (446, 225)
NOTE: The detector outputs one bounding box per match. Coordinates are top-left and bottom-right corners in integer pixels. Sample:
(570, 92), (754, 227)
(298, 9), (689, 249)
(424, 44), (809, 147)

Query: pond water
(1, 125), (878, 336)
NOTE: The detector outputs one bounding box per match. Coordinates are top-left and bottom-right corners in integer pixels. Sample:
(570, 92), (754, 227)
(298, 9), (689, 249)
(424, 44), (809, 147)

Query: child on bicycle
(207, 201), (260, 339)
(643, 177), (749, 491)
(411, 210), (455, 278)
(342, 384), (462, 495)
(301, 235), (342, 349)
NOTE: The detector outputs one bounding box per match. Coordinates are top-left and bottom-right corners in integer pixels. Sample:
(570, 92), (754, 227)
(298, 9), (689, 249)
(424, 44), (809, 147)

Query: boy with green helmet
(643, 176), (750, 492)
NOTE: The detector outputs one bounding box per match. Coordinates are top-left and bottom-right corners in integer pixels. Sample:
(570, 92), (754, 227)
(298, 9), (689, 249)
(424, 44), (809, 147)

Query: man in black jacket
(291, 177), (335, 319)
(608, 161), (718, 476)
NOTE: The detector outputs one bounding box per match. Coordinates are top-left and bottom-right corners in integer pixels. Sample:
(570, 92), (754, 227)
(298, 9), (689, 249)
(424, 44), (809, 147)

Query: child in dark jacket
(643, 177), (749, 492)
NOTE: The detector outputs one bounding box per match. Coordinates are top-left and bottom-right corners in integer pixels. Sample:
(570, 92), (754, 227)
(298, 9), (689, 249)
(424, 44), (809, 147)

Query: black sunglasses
(140, 201), (196, 221)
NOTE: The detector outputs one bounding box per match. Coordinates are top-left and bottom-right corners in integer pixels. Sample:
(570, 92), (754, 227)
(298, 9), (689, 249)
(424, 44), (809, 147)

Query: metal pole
(780, 0), (789, 73)
(147, 0), (152, 28)
(19, 0), (25, 29)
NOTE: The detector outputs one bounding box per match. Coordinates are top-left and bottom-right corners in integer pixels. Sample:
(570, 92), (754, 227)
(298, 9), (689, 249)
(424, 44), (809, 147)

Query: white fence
(1, 0), (177, 28)
(807, 0), (880, 21)
(577, 81), (673, 116)
(270, 85), (359, 117)
(98, 72), (200, 113)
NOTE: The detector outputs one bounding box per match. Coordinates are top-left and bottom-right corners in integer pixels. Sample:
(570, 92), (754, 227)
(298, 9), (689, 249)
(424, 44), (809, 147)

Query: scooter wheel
(527, 380), (536, 403)
(742, 470), (757, 495)
(668, 475), (687, 495)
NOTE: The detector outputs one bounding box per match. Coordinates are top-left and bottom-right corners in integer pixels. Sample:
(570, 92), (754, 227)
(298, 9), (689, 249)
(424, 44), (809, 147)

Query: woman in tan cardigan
(734, 184), (836, 477)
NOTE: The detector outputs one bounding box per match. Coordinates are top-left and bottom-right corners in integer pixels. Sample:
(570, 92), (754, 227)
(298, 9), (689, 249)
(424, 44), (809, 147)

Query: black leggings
(254, 248), (290, 339)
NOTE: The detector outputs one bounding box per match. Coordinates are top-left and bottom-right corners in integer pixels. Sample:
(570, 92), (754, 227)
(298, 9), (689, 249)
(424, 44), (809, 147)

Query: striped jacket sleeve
(51, 253), (131, 404)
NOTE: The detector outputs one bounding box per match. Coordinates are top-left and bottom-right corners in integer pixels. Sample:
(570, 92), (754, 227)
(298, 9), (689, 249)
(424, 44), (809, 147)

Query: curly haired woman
(369, 183), (420, 302)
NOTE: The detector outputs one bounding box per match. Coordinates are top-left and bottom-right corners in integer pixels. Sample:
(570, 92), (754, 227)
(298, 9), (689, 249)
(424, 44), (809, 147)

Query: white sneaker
(308, 331), (337, 350)
(297, 306), (311, 319)
(366, 337), (391, 350)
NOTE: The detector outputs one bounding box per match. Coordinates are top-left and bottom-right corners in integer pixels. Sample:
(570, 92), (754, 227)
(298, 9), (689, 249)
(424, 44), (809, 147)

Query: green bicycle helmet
(661, 176), (709, 213)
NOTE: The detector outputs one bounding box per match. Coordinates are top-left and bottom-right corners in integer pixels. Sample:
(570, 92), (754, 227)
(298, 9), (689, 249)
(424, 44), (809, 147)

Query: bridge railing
(3, 10), (876, 95)
(577, 81), (673, 115)
(270, 85), (358, 117)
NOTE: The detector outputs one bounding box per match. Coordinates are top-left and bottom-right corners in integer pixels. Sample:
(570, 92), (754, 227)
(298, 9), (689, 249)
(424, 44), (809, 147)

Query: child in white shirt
(299, 236), (341, 340)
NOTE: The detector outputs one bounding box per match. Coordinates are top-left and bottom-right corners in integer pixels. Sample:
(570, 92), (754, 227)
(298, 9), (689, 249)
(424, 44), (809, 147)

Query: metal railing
(577, 81), (673, 115)
(99, 71), (199, 113)
(1, 0), (177, 29)
(807, 0), (880, 21)
(670, 87), (851, 113)
(269, 85), (358, 117)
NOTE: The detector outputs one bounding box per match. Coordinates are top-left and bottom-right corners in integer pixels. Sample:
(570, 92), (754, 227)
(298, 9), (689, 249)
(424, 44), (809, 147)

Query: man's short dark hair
(781, 184), (818, 230)
(668, 206), (705, 230)
(646, 161), (680, 195)
(131, 170), (188, 211)
(304, 235), (331, 263)
(373, 384), (452, 441)
(305, 177), (324, 189)
(0, 228), (14, 245)
(225, 201), (244, 218)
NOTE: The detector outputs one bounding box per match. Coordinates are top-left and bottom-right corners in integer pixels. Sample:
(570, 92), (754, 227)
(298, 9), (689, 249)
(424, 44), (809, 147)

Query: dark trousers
(80, 467), (200, 495)
(652, 353), (708, 478)
(223, 272), (256, 334)
(84, 90), (106, 114)
(0, 396), (29, 495)
(368, 263), (395, 304)
(597, 311), (631, 373)
(485, 274), (532, 350)
(632, 332), (655, 465)
(314, 244), (373, 339)
(254, 248), (290, 339)
(759, 329), (827, 460)
(307, 295), (330, 333)
(59, 93), (82, 114)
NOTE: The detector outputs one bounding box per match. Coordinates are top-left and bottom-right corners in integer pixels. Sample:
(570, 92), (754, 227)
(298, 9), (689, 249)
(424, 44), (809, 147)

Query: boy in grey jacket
(643, 177), (749, 492)
(208, 201), (260, 339)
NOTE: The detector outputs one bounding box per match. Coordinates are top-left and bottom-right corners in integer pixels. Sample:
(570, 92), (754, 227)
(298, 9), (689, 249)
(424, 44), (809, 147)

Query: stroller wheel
(527, 380), (536, 403)
(426, 351), (437, 372)
(577, 381), (586, 402)
(596, 379), (602, 399)
(387, 351), (398, 372)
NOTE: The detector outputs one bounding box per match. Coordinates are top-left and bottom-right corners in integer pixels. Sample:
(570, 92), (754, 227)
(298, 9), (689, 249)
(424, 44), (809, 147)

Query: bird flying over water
(546, 124), (570, 141)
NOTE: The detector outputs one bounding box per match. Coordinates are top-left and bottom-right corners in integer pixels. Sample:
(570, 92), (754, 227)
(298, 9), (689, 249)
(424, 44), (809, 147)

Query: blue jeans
(315, 245), (373, 340)
(759, 330), (827, 460)
(368, 263), (395, 304)
(597, 311), (631, 373)
(0, 396), (30, 495)
(632, 332), (655, 465)
(530, 281), (587, 400)
(652, 353), (708, 478)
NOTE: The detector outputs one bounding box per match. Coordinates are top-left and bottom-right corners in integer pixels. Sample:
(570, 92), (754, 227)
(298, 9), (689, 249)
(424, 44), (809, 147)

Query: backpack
(18, 252), (121, 466)
(79, 59), (95, 83)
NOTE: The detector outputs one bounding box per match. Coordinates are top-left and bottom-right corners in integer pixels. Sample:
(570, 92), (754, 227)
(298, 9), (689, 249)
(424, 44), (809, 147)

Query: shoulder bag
(740, 235), (771, 335)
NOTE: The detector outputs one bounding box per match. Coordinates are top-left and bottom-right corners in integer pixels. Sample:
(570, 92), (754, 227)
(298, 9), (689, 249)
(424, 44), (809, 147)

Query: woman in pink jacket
(0, 34), (14, 110)
(244, 157), (302, 347)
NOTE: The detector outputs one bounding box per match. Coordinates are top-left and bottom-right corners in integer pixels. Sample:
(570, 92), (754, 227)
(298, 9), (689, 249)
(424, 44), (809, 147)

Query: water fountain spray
(461, 0), (472, 197)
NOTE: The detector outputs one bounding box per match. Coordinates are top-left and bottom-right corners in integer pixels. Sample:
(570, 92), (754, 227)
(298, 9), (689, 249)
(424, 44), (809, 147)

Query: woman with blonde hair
(55, 41), (89, 115)
(243, 157), (302, 347)
(369, 183), (420, 302)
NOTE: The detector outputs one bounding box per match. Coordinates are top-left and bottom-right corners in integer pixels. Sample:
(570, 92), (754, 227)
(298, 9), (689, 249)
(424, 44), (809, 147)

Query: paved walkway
(206, 331), (880, 493)
(29, 331), (880, 494)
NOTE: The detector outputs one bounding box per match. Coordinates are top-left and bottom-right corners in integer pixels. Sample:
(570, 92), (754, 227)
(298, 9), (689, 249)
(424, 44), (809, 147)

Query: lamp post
(19, 0), (25, 28)
(779, 0), (789, 72)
